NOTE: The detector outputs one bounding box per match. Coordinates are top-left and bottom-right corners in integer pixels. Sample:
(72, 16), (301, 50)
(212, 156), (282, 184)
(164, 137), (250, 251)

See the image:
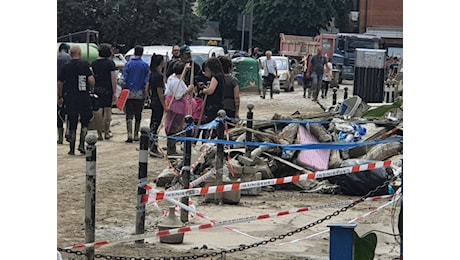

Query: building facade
(357, 0), (403, 56)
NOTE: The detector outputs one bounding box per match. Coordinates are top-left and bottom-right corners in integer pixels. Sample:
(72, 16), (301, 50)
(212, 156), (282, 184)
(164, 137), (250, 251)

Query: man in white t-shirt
(260, 50), (278, 99)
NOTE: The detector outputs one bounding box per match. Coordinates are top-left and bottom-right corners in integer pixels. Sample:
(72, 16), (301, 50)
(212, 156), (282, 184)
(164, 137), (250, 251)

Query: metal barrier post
(215, 109), (226, 204)
(245, 103), (254, 157)
(135, 126), (150, 243)
(332, 87), (338, 105)
(344, 86), (348, 100)
(384, 80), (396, 103)
(181, 115), (194, 223)
(328, 223), (357, 260)
(400, 159), (403, 260)
(84, 134), (98, 260)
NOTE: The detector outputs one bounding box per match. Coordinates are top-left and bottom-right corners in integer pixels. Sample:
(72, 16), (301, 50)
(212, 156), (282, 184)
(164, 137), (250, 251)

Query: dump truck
(279, 33), (319, 59)
(316, 33), (384, 83)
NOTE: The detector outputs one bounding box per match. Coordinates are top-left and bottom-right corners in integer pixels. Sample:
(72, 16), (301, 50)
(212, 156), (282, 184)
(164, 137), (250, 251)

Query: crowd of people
(57, 44), (241, 157)
(58, 43), (341, 157)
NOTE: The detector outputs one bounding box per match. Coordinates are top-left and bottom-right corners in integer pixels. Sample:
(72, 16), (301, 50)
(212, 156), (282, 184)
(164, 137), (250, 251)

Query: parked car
(112, 53), (127, 70)
(258, 55), (295, 92)
(124, 45), (173, 65)
(187, 45), (226, 67)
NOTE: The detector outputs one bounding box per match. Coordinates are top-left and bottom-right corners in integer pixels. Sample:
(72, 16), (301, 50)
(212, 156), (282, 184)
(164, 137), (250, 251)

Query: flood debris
(155, 97), (403, 200)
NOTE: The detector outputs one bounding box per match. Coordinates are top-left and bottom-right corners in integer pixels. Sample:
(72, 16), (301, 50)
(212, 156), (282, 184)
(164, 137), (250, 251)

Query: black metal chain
(58, 176), (401, 259)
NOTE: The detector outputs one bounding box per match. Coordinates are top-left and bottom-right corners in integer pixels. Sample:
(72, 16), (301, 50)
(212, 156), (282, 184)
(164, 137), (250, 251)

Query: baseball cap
(180, 45), (191, 54)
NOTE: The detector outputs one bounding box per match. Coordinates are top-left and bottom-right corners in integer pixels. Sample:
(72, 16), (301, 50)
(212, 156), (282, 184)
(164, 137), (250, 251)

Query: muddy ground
(57, 81), (402, 260)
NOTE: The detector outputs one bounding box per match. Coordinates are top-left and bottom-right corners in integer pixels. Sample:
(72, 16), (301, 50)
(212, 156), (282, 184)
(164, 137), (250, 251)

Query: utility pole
(248, 0), (253, 55)
(240, 14), (245, 51)
(181, 0), (186, 44)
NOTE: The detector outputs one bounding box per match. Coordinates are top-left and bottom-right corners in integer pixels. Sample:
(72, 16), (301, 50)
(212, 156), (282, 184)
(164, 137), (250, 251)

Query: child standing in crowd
(321, 57), (333, 99)
(164, 61), (194, 155)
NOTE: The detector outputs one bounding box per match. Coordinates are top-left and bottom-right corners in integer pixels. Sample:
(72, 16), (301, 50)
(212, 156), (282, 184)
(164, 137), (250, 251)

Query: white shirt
(165, 74), (187, 100)
(322, 62), (333, 81)
(263, 59), (277, 76)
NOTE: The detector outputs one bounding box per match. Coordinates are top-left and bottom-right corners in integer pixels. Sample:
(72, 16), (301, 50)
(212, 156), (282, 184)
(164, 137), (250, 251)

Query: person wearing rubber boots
(57, 45), (95, 155)
(57, 43), (71, 144)
(122, 45), (150, 143)
(91, 43), (117, 141)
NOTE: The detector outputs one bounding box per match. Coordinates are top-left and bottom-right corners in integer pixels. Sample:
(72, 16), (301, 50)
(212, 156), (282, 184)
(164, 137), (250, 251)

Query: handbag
(273, 78), (281, 92)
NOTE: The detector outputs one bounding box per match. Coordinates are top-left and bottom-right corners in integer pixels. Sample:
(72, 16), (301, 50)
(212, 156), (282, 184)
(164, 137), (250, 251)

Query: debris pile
(156, 97), (403, 198)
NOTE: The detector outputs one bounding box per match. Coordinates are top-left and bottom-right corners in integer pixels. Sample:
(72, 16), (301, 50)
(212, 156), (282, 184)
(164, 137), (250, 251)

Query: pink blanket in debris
(296, 125), (330, 171)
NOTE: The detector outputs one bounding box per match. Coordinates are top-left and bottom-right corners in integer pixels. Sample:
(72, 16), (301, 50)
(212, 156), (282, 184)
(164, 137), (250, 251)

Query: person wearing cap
(173, 45), (202, 86)
(57, 43), (72, 144)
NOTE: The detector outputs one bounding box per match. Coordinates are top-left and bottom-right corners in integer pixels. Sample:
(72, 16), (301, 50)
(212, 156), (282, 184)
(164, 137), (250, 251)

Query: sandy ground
(57, 81), (402, 259)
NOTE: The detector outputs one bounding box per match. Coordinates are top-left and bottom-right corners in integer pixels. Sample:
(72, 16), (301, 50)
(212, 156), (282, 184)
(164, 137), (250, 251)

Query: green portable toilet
(57, 42), (99, 63)
(232, 57), (261, 91)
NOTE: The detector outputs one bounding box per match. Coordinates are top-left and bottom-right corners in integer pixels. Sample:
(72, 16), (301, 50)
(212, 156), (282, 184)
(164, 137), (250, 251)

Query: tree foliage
(58, 0), (350, 53)
(197, 0), (348, 52)
(57, 0), (205, 51)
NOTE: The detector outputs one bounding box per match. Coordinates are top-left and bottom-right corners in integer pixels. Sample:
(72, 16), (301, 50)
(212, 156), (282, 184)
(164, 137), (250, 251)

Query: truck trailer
(320, 33), (384, 83)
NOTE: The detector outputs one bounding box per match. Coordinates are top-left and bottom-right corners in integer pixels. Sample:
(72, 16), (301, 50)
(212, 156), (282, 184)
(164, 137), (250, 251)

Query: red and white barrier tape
(277, 191), (402, 246)
(162, 199), (197, 220)
(164, 196), (261, 240)
(145, 168), (217, 207)
(143, 159), (399, 203)
(64, 193), (396, 250)
(190, 143), (211, 171)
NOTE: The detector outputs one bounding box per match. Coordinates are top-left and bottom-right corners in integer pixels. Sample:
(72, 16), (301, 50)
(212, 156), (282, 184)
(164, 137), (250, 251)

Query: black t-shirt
(91, 58), (116, 96)
(223, 75), (239, 111)
(57, 53), (71, 80)
(58, 59), (93, 105)
(148, 70), (165, 104)
(194, 73), (211, 99)
(206, 75), (224, 109)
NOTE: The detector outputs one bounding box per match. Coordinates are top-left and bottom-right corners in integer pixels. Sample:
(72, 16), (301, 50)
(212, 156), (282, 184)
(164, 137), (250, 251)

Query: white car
(124, 45), (173, 65)
(258, 55), (295, 92)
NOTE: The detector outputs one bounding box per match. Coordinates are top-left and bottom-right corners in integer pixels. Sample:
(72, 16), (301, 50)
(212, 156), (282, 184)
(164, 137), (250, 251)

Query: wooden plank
(262, 152), (311, 174)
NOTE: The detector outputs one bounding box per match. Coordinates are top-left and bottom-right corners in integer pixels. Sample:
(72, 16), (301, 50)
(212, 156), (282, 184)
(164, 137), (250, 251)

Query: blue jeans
(311, 72), (323, 92)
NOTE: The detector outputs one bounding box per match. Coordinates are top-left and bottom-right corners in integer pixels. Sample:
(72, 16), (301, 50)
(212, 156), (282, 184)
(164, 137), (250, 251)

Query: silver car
(259, 55), (295, 92)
